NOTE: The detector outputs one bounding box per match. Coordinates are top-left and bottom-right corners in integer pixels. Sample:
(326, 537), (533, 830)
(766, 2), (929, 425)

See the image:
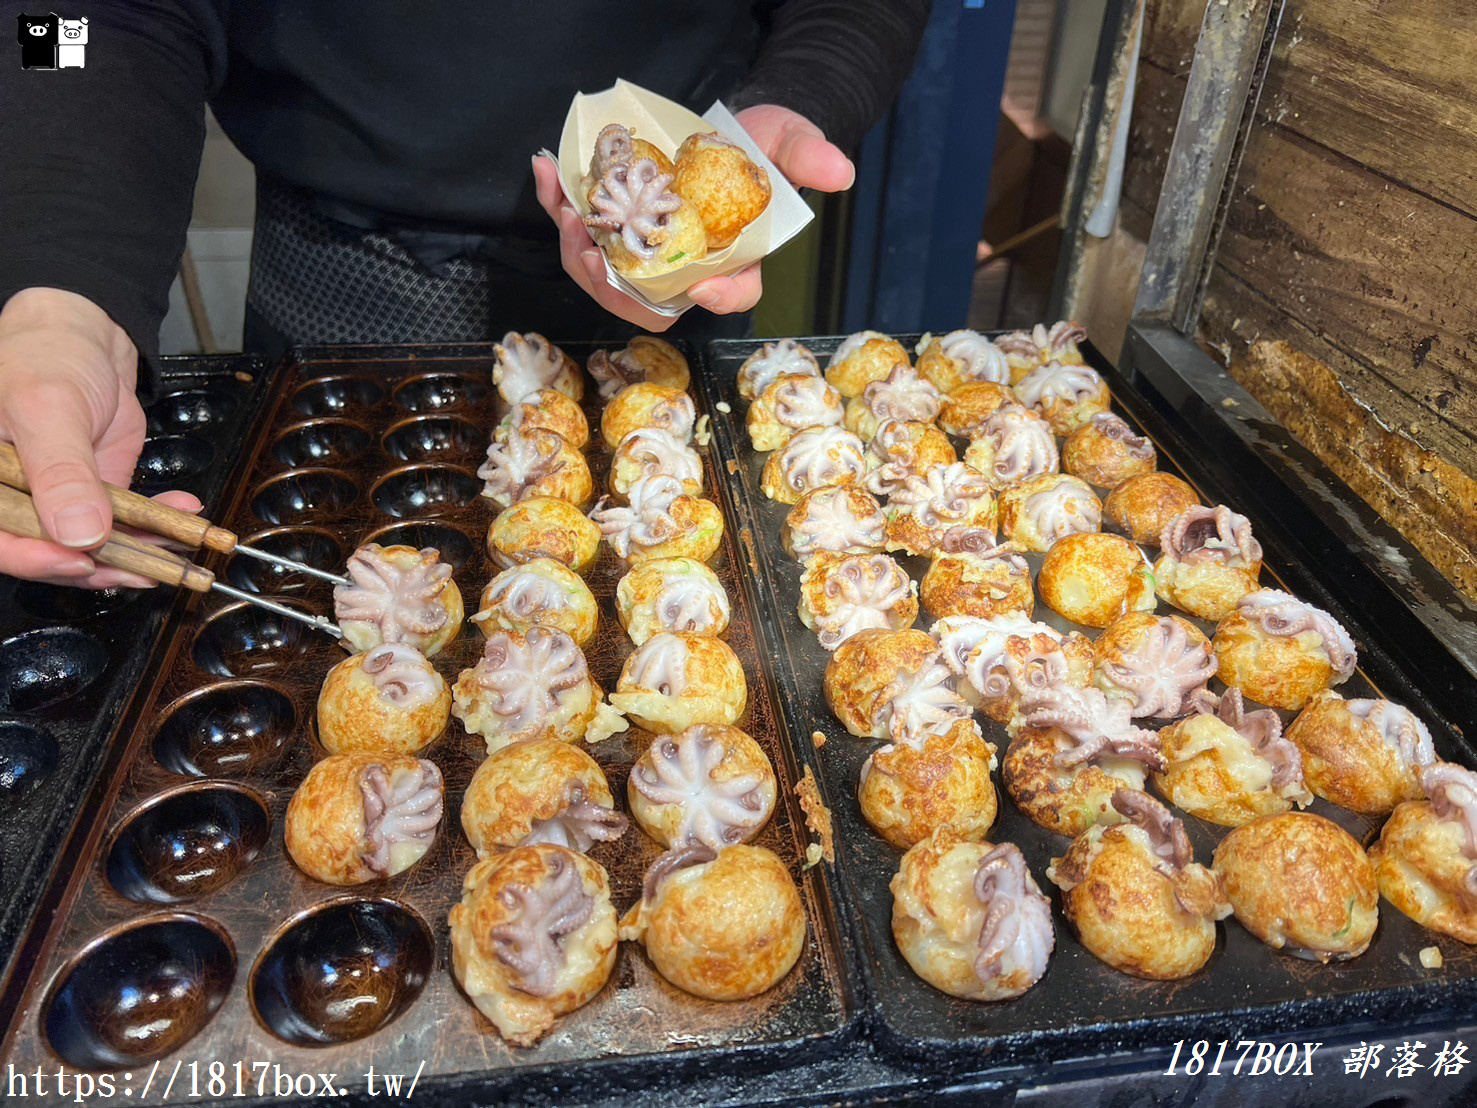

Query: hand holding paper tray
(550, 80), (815, 317)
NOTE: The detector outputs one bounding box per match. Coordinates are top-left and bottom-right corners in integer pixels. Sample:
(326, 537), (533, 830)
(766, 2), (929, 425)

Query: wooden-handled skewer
(0, 441), (350, 587)
(0, 482), (342, 639)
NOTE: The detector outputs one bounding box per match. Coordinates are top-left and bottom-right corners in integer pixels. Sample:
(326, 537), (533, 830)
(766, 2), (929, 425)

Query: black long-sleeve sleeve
(0, 2), (226, 379)
(729, 0), (933, 152)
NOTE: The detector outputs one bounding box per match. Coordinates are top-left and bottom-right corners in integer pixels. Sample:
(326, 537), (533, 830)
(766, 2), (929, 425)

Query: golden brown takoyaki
(864, 419), (958, 498)
(1037, 532), (1155, 629)
(600, 382), (696, 450)
(317, 643), (450, 755)
(919, 528), (1033, 621)
(932, 613), (1093, 727)
(1370, 762), (1477, 944)
(487, 496), (601, 574)
(590, 475), (724, 565)
(823, 628), (969, 741)
(609, 632), (747, 733)
(1093, 613), (1215, 719)
(884, 463), (995, 557)
(962, 403), (1060, 491)
(761, 425), (869, 505)
(1103, 472), (1201, 547)
(1285, 691), (1434, 814)
(799, 552), (918, 651)
(915, 330), (1011, 394)
(584, 157), (708, 279)
(461, 739), (626, 857)
(627, 724), (776, 850)
(994, 321), (1088, 383)
(587, 336), (691, 400)
(844, 364), (942, 442)
(783, 484), (887, 563)
(997, 473), (1101, 554)
(1061, 412), (1155, 489)
(672, 130), (772, 250)
(1153, 504), (1263, 621)
(938, 381), (1017, 439)
(615, 556), (731, 645)
(747, 373), (844, 452)
(492, 332), (583, 405)
(334, 544), (464, 657)
(1014, 360), (1110, 435)
(471, 557), (599, 647)
(494, 388), (590, 449)
(859, 720), (998, 849)
(825, 331), (912, 398)
(609, 427), (703, 500)
(737, 338), (821, 402)
(1212, 589), (1358, 711)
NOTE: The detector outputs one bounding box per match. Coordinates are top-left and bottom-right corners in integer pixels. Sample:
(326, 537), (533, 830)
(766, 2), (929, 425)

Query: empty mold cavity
(250, 898), (432, 1046)
(370, 465), (479, 519)
(363, 522), (476, 572)
(0, 628), (106, 712)
(382, 415), (483, 463)
(271, 420), (373, 469)
(43, 915), (235, 1070)
(106, 783), (270, 904)
(250, 469), (358, 526)
(0, 721), (60, 799)
(133, 435), (213, 493)
(14, 582), (139, 621)
(192, 603), (313, 678)
(225, 528), (344, 595)
(392, 373), (488, 413)
(152, 682), (296, 777)
(146, 387), (238, 434)
(290, 376), (384, 418)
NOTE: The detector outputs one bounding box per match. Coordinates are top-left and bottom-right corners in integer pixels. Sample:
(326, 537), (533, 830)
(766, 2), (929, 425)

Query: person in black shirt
(0, 1), (929, 588)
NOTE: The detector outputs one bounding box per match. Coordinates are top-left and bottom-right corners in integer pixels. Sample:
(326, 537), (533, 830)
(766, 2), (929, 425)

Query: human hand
(532, 103), (854, 324)
(0, 287), (201, 589)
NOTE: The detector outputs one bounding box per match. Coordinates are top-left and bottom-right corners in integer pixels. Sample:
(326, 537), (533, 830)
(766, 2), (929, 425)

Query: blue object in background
(842, 0), (1018, 333)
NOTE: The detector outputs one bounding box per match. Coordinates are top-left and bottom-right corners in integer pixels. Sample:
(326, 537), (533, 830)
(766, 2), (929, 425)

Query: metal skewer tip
(233, 543), (353, 588)
(211, 581), (344, 639)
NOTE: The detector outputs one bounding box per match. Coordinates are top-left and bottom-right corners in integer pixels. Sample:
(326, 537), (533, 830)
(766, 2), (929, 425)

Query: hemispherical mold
(225, 527), (345, 595)
(382, 415), (483, 463)
(392, 373), (488, 413)
(362, 522), (475, 572)
(146, 387), (238, 434)
(133, 436), (213, 494)
(250, 469), (358, 526)
(250, 898), (433, 1046)
(290, 376), (384, 418)
(14, 582), (140, 621)
(370, 465), (479, 519)
(0, 721), (59, 799)
(105, 783), (269, 904)
(192, 602), (312, 678)
(43, 914), (235, 1069)
(271, 420), (373, 469)
(153, 682), (296, 777)
(0, 628), (106, 712)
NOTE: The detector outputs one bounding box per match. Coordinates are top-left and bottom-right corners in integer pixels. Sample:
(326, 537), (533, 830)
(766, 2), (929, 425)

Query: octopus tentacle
(583, 158), (683, 259)
(862, 364), (941, 425)
(1088, 413), (1153, 458)
(811, 554), (914, 650)
(789, 487), (886, 558)
(1347, 699), (1436, 773)
(883, 657), (970, 747)
(490, 852), (595, 997)
(469, 626), (588, 731)
(360, 760), (443, 876)
(589, 475), (686, 559)
(334, 545), (452, 643)
(1420, 762), (1477, 897)
(623, 633), (690, 696)
(888, 463), (991, 530)
(642, 843), (718, 903)
(1022, 685), (1164, 770)
(525, 780), (628, 852)
(1235, 590), (1357, 677)
(939, 330), (1010, 386)
(974, 843), (1054, 987)
(1161, 504), (1261, 567)
(360, 643), (441, 710)
(1100, 618), (1216, 719)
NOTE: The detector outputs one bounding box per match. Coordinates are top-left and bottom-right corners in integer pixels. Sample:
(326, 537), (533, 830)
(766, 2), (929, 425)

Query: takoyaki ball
(915, 329), (1012, 395)
(471, 558), (599, 647)
(824, 628), (947, 740)
(1093, 613), (1215, 719)
(452, 626), (625, 755)
(937, 613), (1094, 727)
(1213, 812), (1378, 960)
(1370, 762), (1477, 944)
(783, 485), (887, 563)
(492, 331), (583, 405)
(627, 724), (777, 850)
(1038, 532), (1155, 629)
(1061, 412), (1155, 489)
(998, 474), (1101, 554)
(1014, 360), (1111, 435)
(450, 845), (617, 1046)
(1212, 589), (1358, 711)
(1154, 689), (1313, 827)
(285, 753), (443, 885)
(761, 425), (869, 505)
(317, 643), (451, 755)
(938, 381), (1017, 439)
(590, 475), (724, 565)
(919, 528), (1033, 622)
(461, 739), (626, 858)
(609, 631), (747, 734)
(1002, 684), (1164, 837)
(737, 337), (820, 402)
(620, 844), (805, 1001)
(859, 720), (999, 849)
(580, 123), (674, 204)
(963, 403), (1060, 490)
(884, 463), (995, 557)
(1153, 504), (1263, 621)
(335, 544), (464, 657)
(1104, 472), (1201, 547)
(600, 382), (696, 450)
(494, 388), (589, 450)
(610, 427), (703, 500)
(825, 330), (912, 398)
(864, 419), (958, 498)
(747, 372), (844, 452)
(587, 336), (691, 400)
(615, 557), (731, 646)
(844, 363), (941, 442)
(478, 427), (593, 510)
(1285, 691), (1434, 814)
(891, 830), (1053, 1001)
(1049, 791), (1229, 980)
(487, 496), (601, 575)
(590, 159), (709, 280)
(995, 320), (1089, 383)
(799, 552), (918, 651)
(672, 130), (772, 250)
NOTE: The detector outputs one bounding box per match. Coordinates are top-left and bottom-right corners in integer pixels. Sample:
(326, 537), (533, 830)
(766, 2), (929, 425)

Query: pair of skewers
(0, 442), (346, 639)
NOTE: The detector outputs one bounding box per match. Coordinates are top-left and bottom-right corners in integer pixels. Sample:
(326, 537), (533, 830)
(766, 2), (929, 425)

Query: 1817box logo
(17, 13), (87, 70)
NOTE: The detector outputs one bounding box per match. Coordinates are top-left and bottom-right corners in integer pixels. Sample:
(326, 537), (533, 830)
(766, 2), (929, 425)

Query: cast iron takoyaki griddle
(0, 344), (854, 1105)
(0, 358), (269, 1001)
(703, 333), (1477, 1071)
